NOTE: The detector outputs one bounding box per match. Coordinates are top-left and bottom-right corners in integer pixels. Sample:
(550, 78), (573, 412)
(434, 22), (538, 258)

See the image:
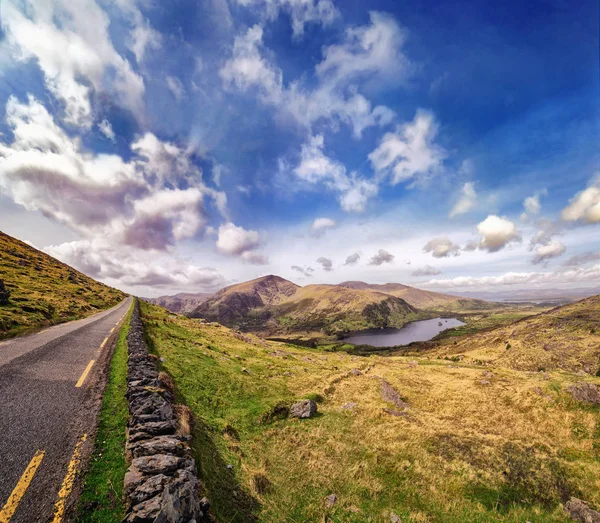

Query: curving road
(0, 297), (132, 522)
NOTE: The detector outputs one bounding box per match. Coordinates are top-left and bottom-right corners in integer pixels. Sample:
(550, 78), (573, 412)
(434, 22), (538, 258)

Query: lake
(341, 317), (465, 347)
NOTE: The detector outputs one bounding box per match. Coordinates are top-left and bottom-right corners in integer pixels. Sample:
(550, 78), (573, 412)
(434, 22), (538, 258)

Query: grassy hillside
(141, 300), (600, 522)
(192, 276), (423, 336)
(0, 231), (125, 339)
(428, 295), (600, 374)
(340, 281), (496, 311)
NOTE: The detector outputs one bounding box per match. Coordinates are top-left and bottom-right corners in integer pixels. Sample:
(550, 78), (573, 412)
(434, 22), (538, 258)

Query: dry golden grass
(141, 301), (600, 522)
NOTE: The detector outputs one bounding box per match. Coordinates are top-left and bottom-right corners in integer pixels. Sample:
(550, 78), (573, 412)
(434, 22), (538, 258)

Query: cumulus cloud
(98, 119), (116, 141)
(291, 265), (313, 277)
(216, 222), (268, 264)
(529, 219), (561, 248)
(221, 12), (407, 137)
(311, 217), (337, 234)
(423, 237), (461, 258)
(520, 189), (547, 221)
(412, 265), (441, 277)
(531, 239), (566, 265)
(561, 182), (600, 224)
(422, 265), (600, 290)
(562, 252), (600, 267)
(47, 239), (226, 292)
(3, 0), (145, 127)
(449, 182), (477, 218)
(316, 256), (334, 271)
(344, 253), (361, 266)
(369, 109), (447, 186)
(476, 215), (521, 252)
(369, 249), (394, 265)
(0, 95), (224, 251)
(235, 0), (339, 38)
(293, 135), (377, 212)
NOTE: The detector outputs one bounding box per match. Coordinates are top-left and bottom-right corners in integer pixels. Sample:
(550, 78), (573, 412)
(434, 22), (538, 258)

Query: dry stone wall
(123, 300), (209, 522)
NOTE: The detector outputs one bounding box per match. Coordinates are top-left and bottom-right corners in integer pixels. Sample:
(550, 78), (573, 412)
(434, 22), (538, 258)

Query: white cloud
(563, 252), (600, 267)
(128, 18), (161, 63)
(531, 239), (566, 265)
(3, 0), (145, 127)
(166, 76), (185, 101)
(476, 215), (521, 252)
(216, 222), (268, 264)
(291, 265), (313, 277)
(47, 238), (226, 292)
(449, 182), (477, 218)
(561, 182), (600, 224)
(316, 256), (333, 271)
(412, 265), (441, 277)
(221, 12), (408, 137)
(311, 217), (337, 234)
(520, 189), (546, 221)
(98, 119), (116, 142)
(293, 134), (377, 212)
(344, 253), (360, 266)
(369, 249), (394, 265)
(235, 0), (339, 38)
(423, 237), (461, 258)
(369, 109), (447, 186)
(423, 265), (600, 290)
(0, 95), (223, 251)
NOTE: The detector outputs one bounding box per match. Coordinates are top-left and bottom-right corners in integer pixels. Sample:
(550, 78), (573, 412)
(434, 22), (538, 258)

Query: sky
(0, 0), (599, 298)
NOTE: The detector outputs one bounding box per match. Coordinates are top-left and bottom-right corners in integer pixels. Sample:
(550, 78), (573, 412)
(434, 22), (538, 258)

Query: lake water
(341, 317), (465, 347)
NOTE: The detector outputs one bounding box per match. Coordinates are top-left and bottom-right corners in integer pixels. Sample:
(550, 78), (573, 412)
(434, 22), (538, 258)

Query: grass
(76, 302), (133, 522)
(139, 300), (600, 522)
(0, 231), (125, 339)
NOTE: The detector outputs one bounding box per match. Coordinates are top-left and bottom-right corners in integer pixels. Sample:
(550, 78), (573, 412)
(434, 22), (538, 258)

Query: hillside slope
(144, 292), (213, 314)
(430, 294), (600, 373)
(340, 280), (494, 311)
(191, 276), (422, 335)
(0, 231), (125, 339)
(143, 300), (600, 522)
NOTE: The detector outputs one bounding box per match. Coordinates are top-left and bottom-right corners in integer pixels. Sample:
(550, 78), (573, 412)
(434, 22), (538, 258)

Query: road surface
(0, 297), (132, 522)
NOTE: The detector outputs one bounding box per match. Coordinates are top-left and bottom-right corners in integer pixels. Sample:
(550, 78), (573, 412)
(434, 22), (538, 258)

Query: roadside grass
(75, 302), (133, 522)
(0, 231), (124, 339)
(140, 301), (600, 522)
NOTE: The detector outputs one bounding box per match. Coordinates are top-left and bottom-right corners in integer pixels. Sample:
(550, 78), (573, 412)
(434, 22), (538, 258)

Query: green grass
(0, 231), (125, 339)
(139, 301), (600, 522)
(76, 302), (133, 522)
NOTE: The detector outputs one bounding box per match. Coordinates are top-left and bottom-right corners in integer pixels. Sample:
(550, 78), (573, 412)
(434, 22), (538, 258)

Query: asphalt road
(0, 297), (132, 522)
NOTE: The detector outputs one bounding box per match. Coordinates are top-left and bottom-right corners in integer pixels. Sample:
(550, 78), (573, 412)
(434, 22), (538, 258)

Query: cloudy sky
(0, 0), (599, 297)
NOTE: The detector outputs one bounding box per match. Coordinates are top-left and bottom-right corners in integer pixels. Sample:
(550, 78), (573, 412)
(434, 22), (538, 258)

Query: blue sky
(0, 0), (599, 297)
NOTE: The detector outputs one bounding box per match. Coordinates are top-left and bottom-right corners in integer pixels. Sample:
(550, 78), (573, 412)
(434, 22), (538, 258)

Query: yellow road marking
(0, 450), (45, 523)
(110, 327), (115, 333)
(75, 360), (95, 388)
(100, 337), (109, 349)
(52, 434), (87, 523)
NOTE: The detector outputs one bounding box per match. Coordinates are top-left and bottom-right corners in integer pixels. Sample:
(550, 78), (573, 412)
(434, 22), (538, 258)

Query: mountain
(190, 275), (422, 336)
(144, 292), (213, 314)
(447, 287), (600, 303)
(0, 231), (125, 339)
(432, 294), (600, 373)
(339, 281), (494, 311)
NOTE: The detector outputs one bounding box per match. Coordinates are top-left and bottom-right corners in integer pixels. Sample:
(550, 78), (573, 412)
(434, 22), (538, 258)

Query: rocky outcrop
(123, 300), (208, 522)
(567, 383), (600, 405)
(564, 497), (600, 522)
(290, 399), (317, 419)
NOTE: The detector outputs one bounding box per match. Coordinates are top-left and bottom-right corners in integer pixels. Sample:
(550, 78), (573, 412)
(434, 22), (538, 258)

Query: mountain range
(188, 275), (495, 337)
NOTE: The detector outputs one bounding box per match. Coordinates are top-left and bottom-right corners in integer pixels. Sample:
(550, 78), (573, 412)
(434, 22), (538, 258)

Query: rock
(129, 474), (169, 506)
(160, 470), (202, 522)
(380, 379), (409, 410)
(124, 468), (146, 495)
(125, 495), (162, 522)
(480, 380), (490, 386)
(564, 497), (600, 522)
(568, 383), (600, 405)
(132, 454), (186, 476)
(390, 512), (402, 523)
(341, 402), (357, 410)
(290, 399), (317, 419)
(132, 436), (190, 458)
(349, 369), (363, 376)
(241, 367), (251, 374)
(324, 494), (337, 508)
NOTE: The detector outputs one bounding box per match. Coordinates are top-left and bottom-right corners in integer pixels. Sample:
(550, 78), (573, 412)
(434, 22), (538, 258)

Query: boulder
(564, 497), (600, 523)
(381, 379), (409, 410)
(324, 493), (337, 508)
(132, 454), (186, 476)
(568, 383), (600, 405)
(290, 399), (317, 419)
